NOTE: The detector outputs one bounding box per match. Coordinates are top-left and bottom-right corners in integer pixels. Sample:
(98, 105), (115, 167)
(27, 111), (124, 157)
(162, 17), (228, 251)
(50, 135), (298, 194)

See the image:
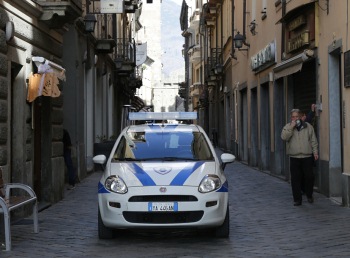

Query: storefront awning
(131, 96), (145, 111)
(32, 56), (66, 81)
(27, 56), (66, 102)
(273, 50), (314, 80)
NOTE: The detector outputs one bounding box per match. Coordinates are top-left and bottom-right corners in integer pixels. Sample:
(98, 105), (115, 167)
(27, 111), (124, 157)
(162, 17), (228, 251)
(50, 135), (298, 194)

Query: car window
(112, 131), (214, 161)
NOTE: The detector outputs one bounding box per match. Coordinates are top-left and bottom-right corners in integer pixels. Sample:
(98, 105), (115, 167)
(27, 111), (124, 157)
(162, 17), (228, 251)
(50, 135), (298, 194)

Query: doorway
(328, 46), (343, 198)
(260, 82), (270, 171)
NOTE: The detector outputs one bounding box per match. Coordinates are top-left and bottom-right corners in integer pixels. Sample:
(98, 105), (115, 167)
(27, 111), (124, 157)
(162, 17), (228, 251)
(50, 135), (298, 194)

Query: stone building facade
(182, 0), (350, 206)
(0, 0), (144, 211)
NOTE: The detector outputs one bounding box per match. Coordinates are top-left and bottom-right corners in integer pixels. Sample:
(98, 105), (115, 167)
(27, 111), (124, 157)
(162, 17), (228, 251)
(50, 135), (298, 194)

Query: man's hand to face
(290, 112), (299, 127)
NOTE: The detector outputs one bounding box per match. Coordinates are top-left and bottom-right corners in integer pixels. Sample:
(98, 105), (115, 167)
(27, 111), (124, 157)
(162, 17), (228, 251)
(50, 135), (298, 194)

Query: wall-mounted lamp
(214, 64), (223, 75)
(5, 21), (15, 42)
(84, 13), (97, 33)
(233, 31), (250, 51)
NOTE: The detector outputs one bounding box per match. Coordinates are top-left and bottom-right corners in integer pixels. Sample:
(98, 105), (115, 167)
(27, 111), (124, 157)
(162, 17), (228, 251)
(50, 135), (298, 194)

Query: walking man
(281, 109), (319, 206)
(63, 129), (76, 190)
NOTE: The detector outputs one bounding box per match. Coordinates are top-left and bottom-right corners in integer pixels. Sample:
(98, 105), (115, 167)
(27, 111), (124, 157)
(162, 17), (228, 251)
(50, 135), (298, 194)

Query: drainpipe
(220, 0), (223, 63)
(199, 4), (209, 132)
(230, 0), (237, 59)
(281, 0), (286, 59)
(242, 0), (250, 47)
(215, 7), (218, 65)
(220, 0), (224, 56)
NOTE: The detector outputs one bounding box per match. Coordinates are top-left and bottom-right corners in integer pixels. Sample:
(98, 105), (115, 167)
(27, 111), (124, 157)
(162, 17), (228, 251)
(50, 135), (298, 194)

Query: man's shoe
(67, 185), (75, 190)
(294, 201), (302, 206)
(307, 197), (314, 203)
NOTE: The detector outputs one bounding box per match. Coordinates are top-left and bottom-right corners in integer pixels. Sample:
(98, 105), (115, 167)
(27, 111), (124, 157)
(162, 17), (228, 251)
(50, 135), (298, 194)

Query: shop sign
(288, 15), (306, 31)
(287, 30), (310, 53)
(101, 0), (123, 13)
(251, 41), (276, 72)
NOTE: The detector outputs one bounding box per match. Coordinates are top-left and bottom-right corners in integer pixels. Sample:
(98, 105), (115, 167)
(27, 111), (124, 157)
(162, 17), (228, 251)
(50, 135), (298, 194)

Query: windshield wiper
(160, 157), (198, 161)
(112, 158), (139, 161)
(114, 157), (199, 162)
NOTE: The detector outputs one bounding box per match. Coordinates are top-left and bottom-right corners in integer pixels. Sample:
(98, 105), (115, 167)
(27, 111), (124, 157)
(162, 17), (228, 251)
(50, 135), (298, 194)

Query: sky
(168, 0), (183, 5)
(160, 0), (185, 76)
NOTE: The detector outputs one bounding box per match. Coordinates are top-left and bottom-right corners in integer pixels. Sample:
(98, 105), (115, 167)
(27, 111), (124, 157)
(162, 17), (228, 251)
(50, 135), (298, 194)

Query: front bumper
(98, 185), (228, 229)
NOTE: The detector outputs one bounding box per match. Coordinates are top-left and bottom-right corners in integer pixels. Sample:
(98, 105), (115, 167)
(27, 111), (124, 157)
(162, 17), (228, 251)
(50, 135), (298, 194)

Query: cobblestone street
(2, 160), (350, 257)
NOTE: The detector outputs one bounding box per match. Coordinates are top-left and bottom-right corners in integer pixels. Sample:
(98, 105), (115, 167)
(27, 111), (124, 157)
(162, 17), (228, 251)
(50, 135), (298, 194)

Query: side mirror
(93, 154), (107, 171)
(221, 153), (235, 170)
(93, 154), (107, 164)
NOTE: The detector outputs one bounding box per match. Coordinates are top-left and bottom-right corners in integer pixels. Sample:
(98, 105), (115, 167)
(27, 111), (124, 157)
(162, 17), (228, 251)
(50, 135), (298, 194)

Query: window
(112, 131), (214, 161)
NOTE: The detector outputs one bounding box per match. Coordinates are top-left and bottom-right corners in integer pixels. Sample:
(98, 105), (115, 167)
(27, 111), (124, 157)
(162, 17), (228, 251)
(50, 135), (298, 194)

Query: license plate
(148, 202), (178, 212)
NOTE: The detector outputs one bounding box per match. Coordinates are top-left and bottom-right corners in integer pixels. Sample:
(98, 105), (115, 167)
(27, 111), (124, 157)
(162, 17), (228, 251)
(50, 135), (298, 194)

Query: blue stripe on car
(170, 162), (204, 186)
(217, 180), (228, 192)
(128, 163), (157, 186)
(98, 181), (109, 193)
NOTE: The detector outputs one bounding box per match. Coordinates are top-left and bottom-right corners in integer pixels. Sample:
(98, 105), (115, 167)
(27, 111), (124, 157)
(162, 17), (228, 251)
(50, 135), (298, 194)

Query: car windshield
(112, 131), (214, 162)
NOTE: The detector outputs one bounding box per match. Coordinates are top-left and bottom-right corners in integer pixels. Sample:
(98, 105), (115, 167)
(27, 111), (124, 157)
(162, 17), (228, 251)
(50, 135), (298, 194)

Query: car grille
(128, 195), (198, 202)
(123, 211), (204, 224)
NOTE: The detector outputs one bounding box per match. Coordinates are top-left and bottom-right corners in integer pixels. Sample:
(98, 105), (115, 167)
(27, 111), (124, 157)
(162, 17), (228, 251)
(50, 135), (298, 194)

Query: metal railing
(114, 38), (136, 63)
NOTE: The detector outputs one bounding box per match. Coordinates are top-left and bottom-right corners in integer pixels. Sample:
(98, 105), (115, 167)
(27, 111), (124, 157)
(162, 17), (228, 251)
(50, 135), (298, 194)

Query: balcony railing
(204, 48), (222, 82)
(114, 38), (136, 75)
(115, 38), (136, 61)
(206, 48), (221, 74)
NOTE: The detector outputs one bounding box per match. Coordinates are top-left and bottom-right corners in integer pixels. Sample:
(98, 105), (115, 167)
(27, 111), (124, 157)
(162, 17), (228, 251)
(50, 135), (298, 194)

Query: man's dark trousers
(290, 157), (314, 203)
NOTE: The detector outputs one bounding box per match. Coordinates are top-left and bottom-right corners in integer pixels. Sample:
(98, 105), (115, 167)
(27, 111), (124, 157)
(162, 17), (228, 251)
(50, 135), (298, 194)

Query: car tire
(215, 205), (230, 238)
(98, 208), (114, 239)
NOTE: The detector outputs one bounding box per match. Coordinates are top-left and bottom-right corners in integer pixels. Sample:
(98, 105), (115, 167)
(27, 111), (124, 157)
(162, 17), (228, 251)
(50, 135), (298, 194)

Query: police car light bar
(129, 112), (198, 121)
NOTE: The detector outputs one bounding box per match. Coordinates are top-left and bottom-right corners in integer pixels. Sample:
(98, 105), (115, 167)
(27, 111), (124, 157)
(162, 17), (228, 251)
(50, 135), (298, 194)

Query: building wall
(192, 0), (350, 205)
(0, 2), (66, 205)
(138, 2), (162, 110)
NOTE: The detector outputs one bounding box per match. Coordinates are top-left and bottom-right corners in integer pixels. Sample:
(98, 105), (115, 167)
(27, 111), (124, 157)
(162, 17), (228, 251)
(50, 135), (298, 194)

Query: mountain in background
(161, 0), (185, 76)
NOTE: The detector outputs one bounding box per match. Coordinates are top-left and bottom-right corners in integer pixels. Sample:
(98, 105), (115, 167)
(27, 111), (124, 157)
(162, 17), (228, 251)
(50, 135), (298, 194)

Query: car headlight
(105, 176), (128, 194)
(198, 175), (221, 193)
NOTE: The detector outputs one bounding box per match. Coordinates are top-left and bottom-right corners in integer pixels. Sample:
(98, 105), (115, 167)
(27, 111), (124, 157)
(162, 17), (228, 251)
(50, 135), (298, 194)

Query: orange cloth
(27, 73), (61, 102)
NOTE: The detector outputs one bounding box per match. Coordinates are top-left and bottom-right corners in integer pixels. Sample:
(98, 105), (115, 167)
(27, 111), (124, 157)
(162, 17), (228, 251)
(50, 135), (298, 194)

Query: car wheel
(98, 207), (114, 239)
(215, 205), (230, 238)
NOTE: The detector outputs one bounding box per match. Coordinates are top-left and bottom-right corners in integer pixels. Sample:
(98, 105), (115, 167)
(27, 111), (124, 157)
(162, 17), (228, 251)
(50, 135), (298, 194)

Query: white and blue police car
(93, 112), (235, 239)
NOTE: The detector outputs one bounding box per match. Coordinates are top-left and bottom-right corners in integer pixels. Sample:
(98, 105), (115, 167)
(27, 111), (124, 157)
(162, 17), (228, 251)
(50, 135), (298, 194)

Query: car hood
(108, 161), (217, 187)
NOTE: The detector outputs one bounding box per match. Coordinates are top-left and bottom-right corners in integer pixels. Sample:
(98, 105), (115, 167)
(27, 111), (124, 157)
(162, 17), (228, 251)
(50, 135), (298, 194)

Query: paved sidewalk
(1, 159), (350, 257)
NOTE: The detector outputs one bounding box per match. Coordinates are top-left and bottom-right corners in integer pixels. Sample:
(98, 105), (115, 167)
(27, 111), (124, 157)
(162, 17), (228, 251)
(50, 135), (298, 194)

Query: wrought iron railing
(114, 38), (136, 63)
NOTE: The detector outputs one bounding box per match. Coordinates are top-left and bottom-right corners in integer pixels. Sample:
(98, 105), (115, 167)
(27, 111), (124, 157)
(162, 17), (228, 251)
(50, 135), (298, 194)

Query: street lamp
(84, 13), (97, 33)
(233, 31), (250, 51)
(83, 13), (97, 68)
(214, 64), (223, 75)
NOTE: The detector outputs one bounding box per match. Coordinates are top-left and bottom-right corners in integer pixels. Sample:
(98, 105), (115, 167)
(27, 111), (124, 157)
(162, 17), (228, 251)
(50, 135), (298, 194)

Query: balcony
(89, 13), (117, 53)
(188, 45), (201, 64)
(124, 0), (141, 13)
(190, 82), (203, 97)
(114, 38), (136, 75)
(189, 9), (200, 30)
(36, 0), (82, 29)
(205, 48), (222, 79)
(94, 39), (116, 53)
